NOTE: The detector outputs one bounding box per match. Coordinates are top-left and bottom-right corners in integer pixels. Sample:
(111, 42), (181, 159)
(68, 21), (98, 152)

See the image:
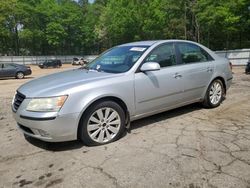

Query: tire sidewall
(206, 79), (224, 108)
(79, 101), (126, 146)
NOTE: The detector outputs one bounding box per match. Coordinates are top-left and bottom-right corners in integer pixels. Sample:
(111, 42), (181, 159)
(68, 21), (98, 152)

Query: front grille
(13, 91), (26, 111)
(18, 124), (34, 134)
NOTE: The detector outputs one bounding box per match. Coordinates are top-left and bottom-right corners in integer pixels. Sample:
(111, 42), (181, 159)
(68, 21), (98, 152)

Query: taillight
(229, 62), (232, 71)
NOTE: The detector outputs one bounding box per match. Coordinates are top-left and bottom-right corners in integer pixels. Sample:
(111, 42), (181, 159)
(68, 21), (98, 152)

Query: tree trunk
(195, 16), (200, 43)
(14, 25), (20, 55)
(184, 2), (187, 40)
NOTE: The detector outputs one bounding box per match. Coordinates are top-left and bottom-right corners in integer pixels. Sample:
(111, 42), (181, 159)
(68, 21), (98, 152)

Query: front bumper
(24, 69), (32, 76)
(12, 106), (80, 142)
(226, 77), (233, 90)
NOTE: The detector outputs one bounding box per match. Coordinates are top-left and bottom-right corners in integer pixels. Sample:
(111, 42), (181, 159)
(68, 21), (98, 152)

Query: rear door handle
(174, 73), (182, 79)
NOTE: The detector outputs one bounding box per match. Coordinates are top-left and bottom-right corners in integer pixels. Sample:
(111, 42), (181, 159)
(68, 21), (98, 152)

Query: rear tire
(202, 79), (224, 108)
(78, 101), (126, 146)
(16, 72), (24, 79)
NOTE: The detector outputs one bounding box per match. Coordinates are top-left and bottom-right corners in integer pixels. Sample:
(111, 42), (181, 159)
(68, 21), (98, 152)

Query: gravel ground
(0, 65), (249, 188)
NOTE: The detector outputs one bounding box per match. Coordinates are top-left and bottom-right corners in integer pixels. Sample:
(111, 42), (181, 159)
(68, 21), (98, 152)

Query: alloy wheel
(209, 81), (222, 105)
(87, 107), (121, 143)
(16, 72), (24, 79)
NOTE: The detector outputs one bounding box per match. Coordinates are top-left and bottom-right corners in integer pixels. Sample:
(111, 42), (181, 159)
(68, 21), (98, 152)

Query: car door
(51, 60), (55, 67)
(48, 60), (53, 67)
(43, 61), (48, 67)
(1, 63), (17, 77)
(175, 42), (215, 101)
(134, 43), (186, 115)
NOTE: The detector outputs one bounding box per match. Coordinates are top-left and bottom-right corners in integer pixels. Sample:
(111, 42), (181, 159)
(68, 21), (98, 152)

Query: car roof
(119, 39), (200, 47)
(119, 41), (160, 46)
(3, 63), (20, 66)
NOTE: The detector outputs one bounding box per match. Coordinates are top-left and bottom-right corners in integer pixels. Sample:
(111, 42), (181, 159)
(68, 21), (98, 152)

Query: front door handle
(174, 73), (182, 79)
(207, 67), (213, 72)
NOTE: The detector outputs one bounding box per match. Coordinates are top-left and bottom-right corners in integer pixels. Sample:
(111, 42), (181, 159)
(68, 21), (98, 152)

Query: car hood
(18, 69), (121, 97)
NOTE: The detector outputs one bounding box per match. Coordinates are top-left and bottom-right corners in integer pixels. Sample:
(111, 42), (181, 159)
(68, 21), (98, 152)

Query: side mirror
(140, 62), (160, 72)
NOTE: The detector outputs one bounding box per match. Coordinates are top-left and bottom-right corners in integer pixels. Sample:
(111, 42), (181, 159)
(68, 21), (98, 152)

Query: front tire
(203, 79), (224, 108)
(78, 101), (126, 146)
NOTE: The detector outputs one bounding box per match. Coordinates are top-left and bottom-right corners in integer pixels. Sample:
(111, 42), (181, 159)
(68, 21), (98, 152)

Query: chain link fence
(0, 55), (97, 65)
(0, 49), (249, 65)
(215, 49), (250, 65)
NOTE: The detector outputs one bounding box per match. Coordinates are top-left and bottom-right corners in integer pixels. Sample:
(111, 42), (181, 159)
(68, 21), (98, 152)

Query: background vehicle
(12, 40), (233, 146)
(38, 60), (62, 69)
(72, 57), (88, 66)
(245, 61), (250, 74)
(0, 63), (32, 79)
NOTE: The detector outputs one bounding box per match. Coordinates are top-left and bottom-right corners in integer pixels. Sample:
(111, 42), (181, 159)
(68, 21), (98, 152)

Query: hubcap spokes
(209, 82), (222, 105)
(17, 73), (23, 78)
(87, 107), (121, 143)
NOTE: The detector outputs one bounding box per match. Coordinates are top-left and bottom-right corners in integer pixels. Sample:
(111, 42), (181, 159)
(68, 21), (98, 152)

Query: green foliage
(0, 0), (249, 55)
(46, 22), (66, 46)
(195, 0), (250, 49)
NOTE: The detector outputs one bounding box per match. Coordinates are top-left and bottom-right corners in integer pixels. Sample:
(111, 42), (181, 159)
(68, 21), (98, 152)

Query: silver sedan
(12, 40), (233, 146)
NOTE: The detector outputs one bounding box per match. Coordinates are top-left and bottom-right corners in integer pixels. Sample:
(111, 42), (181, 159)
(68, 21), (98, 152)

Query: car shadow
(25, 136), (84, 151)
(24, 76), (34, 79)
(0, 76), (34, 80)
(25, 103), (203, 151)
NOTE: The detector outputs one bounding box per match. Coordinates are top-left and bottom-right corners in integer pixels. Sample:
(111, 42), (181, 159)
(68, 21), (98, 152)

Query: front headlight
(12, 92), (16, 105)
(26, 95), (68, 112)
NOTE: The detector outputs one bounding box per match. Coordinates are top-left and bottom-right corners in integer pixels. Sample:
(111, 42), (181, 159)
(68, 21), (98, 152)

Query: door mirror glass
(140, 62), (160, 72)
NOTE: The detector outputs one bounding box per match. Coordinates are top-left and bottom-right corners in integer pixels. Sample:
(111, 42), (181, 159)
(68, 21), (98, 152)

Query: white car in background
(72, 57), (88, 66)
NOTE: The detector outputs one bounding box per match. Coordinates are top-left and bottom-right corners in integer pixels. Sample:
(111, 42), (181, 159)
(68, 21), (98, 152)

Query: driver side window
(3, 64), (16, 69)
(145, 43), (176, 68)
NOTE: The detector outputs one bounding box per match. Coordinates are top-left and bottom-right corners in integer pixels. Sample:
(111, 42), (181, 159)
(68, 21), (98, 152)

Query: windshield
(86, 45), (149, 73)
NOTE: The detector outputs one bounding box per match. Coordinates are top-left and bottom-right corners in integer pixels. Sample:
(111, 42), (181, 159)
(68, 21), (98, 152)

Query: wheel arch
(77, 96), (129, 140)
(202, 76), (227, 100)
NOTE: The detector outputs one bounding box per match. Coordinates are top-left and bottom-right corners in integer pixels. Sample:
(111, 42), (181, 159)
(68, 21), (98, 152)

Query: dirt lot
(0, 65), (249, 188)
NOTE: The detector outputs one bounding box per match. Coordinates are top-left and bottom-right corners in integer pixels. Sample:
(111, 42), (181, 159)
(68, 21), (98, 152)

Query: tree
(0, 0), (249, 55)
(195, 0), (244, 50)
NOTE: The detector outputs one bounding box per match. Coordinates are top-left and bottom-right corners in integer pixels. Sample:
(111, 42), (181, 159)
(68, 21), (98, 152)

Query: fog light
(37, 129), (50, 137)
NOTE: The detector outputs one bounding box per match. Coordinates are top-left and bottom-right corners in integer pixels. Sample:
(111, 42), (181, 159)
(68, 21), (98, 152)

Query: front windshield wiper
(79, 66), (104, 73)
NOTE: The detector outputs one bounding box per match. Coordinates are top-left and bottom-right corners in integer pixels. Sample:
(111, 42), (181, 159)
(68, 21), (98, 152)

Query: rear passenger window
(177, 43), (213, 64)
(145, 43), (176, 68)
